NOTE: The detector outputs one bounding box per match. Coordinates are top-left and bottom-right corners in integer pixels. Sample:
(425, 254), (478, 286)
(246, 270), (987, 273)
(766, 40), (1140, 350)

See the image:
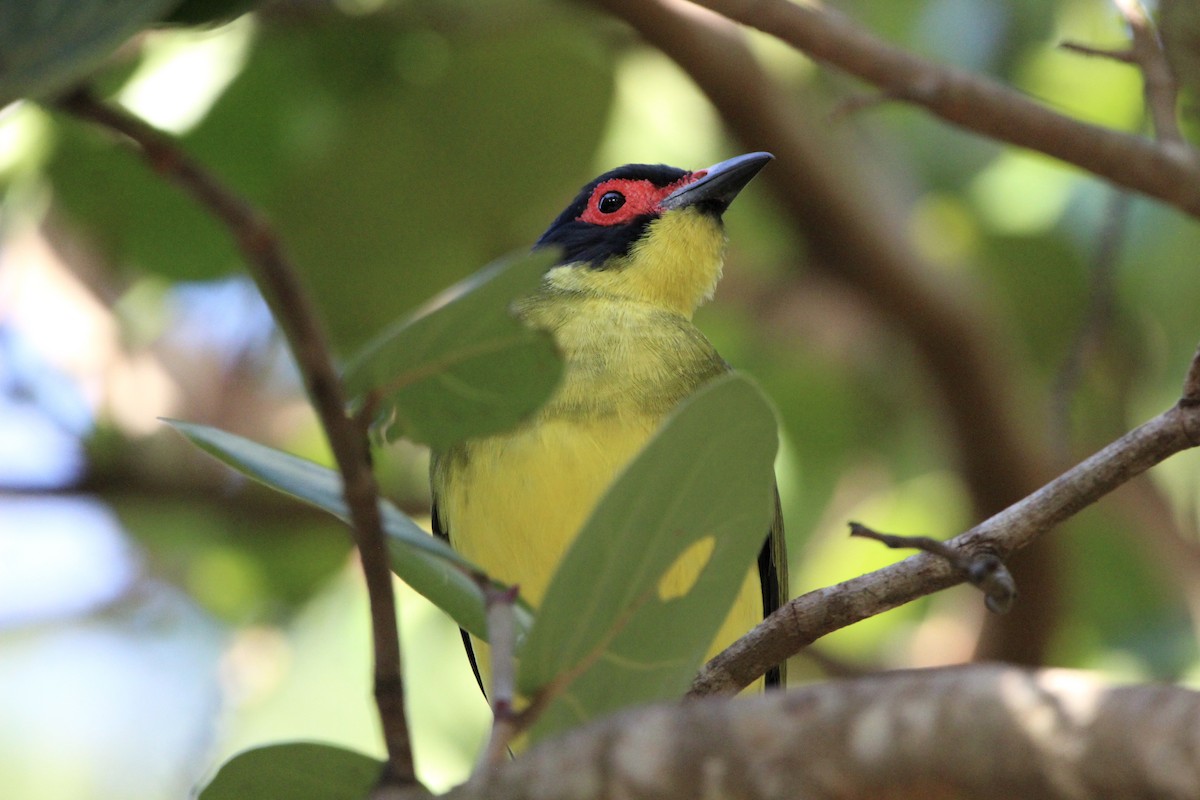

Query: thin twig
(691, 345), (1200, 695)
(1061, 2), (1184, 146)
(474, 582), (522, 771)
(1059, 41), (1137, 63)
(849, 522), (1016, 614)
(53, 87), (420, 790)
(1114, 0), (1185, 147)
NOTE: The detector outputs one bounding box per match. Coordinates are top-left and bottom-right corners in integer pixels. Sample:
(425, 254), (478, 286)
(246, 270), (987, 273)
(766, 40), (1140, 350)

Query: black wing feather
(758, 488), (788, 688)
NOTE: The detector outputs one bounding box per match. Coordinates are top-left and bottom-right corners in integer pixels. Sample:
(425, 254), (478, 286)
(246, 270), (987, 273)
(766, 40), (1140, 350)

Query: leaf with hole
(516, 373), (780, 743)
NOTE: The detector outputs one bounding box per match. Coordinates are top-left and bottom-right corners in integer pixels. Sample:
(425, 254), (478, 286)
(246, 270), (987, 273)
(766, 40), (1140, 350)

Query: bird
(431, 151), (787, 697)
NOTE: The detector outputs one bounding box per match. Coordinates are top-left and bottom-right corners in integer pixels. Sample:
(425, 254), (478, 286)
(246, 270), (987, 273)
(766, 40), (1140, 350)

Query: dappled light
(4, 0), (1200, 796)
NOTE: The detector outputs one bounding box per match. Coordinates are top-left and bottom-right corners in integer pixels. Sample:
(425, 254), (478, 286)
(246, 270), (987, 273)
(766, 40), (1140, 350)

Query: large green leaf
(343, 250), (562, 451)
(191, 10), (615, 348)
(198, 742), (380, 800)
(0, 0), (180, 106)
(517, 373), (780, 743)
(166, 420), (533, 640)
(47, 123), (246, 282)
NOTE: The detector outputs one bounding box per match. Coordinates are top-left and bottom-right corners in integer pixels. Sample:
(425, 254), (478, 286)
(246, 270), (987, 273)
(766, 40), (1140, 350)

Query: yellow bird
(432, 152), (786, 694)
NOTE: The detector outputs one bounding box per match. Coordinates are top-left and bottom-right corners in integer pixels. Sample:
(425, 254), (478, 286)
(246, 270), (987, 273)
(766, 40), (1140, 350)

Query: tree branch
(456, 665), (1200, 800)
(52, 88), (420, 792)
(1115, 0), (1185, 147)
(692, 346), (1200, 696)
(848, 522), (1017, 614)
(687, 0), (1200, 217)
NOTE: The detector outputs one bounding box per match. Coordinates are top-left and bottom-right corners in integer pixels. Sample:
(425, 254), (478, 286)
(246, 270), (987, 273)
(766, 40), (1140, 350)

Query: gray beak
(659, 151), (774, 214)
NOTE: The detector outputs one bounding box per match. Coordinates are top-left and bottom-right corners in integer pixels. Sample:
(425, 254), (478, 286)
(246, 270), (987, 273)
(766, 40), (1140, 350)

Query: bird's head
(534, 152), (773, 318)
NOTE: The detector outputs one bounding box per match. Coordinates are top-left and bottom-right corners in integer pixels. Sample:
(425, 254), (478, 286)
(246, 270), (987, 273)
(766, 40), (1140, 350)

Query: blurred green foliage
(3, 0), (1200, 797)
(47, 3), (615, 349)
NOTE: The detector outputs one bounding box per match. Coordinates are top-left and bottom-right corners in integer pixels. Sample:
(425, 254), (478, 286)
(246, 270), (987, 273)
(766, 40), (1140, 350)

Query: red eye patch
(577, 171), (705, 226)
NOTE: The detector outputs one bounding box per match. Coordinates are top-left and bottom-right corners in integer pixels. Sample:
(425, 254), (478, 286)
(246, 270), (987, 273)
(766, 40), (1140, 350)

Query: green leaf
(198, 742), (380, 800)
(0, 0), (181, 106)
(517, 373), (780, 743)
(343, 249), (563, 450)
(46, 121), (246, 283)
(165, 419), (534, 640)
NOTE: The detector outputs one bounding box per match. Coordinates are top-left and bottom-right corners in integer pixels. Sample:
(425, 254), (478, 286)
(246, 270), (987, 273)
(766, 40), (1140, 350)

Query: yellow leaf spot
(657, 536), (716, 602)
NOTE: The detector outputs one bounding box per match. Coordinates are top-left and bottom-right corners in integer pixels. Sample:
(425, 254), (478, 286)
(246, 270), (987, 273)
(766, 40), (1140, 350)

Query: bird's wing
(757, 487), (789, 688)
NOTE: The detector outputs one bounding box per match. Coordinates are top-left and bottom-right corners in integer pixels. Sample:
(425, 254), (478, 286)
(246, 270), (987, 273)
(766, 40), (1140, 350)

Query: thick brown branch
(53, 88), (419, 790)
(457, 666), (1200, 800)
(689, 0), (1200, 217)
(692, 385), (1200, 695)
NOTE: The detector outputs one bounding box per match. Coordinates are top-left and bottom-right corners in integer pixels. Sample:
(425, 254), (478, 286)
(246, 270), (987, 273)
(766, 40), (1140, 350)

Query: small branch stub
(1061, 0), (1186, 148)
(849, 522), (1017, 613)
(473, 578), (523, 771)
(1058, 41), (1137, 63)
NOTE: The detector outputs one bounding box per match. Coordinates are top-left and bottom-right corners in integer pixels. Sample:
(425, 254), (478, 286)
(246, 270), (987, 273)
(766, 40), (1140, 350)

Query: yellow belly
(438, 412), (764, 693)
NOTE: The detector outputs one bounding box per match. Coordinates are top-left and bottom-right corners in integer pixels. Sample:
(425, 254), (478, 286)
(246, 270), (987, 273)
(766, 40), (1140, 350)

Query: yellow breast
(440, 414), (658, 606)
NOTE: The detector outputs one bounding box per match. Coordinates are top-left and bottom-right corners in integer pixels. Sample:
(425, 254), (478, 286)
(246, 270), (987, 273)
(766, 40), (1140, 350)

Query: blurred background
(3, 0), (1200, 796)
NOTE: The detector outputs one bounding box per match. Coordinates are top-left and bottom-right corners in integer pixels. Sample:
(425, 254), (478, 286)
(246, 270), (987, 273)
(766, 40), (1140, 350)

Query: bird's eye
(598, 191), (625, 214)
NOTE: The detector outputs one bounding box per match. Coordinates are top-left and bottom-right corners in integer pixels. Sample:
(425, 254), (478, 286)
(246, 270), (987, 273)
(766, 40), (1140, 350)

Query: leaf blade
(516, 373), (780, 742)
(165, 419), (533, 640)
(343, 249), (563, 450)
(0, 0), (180, 105)
(198, 742), (380, 800)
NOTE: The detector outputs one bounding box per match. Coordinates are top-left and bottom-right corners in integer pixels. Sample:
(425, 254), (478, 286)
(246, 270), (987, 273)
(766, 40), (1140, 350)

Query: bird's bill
(659, 151), (774, 213)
